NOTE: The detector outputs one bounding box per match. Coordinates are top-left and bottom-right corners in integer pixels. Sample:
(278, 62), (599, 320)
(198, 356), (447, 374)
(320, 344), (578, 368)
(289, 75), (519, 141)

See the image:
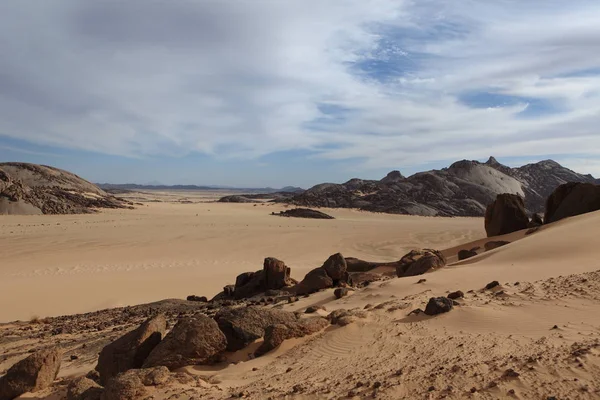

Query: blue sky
(1, 1), (600, 187)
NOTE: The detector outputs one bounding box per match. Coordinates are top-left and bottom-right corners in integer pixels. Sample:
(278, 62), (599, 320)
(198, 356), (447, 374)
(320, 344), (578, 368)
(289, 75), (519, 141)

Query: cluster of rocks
(484, 181), (600, 237)
(0, 163), (132, 215)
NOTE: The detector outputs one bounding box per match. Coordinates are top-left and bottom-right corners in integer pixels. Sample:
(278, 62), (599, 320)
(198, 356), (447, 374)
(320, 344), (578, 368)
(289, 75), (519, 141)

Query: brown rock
(334, 288), (349, 299)
(143, 316), (226, 370)
(66, 377), (103, 400)
(484, 241), (510, 251)
(544, 182), (600, 224)
(95, 314), (167, 385)
(0, 347), (61, 400)
(484, 193), (529, 237)
(327, 309), (367, 326)
(264, 257), (293, 290)
(322, 253), (347, 283)
(215, 307), (298, 351)
(457, 249), (477, 261)
(254, 317), (329, 357)
(294, 268), (334, 295)
(424, 297), (453, 316)
(102, 367), (169, 400)
(447, 291), (464, 300)
(396, 249), (446, 277)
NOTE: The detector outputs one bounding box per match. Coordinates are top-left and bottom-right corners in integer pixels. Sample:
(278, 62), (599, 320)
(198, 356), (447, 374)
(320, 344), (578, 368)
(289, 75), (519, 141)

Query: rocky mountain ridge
(286, 157), (598, 217)
(0, 163), (132, 215)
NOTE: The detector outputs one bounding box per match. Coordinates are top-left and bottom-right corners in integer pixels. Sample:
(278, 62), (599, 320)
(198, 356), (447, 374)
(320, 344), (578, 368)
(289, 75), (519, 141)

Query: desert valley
(1, 160), (600, 400)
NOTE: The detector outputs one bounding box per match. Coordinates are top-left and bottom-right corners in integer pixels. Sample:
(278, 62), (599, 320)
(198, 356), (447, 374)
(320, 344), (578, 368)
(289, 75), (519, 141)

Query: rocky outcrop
(103, 367), (170, 400)
(0, 347), (61, 400)
(0, 163), (131, 215)
(395, 249), (446, 277)
(544, 182), (600, 224)
(294, 253), (351, 295)
(458, 249), (477, 260)
(215, 307), (298, 351)
(284, 158), (597, 216)
(272, 208), (335, 219)
(484, 194), (529, 237)
(142, 316), (226, 370)
(95, 314), (166, 385)
(254, 317), (329, 357)
(66, 377), (103, 400)
(231, 257), (296, 299)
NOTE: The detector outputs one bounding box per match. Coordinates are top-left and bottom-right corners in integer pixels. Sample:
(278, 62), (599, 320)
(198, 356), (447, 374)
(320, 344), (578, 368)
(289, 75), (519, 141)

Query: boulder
(484, 241), (510, 251)
(544, 182), (600, 224)
(186, 295), (207, 302)
(215, 307), (298, 351)
(457, 249), (477, 261)
(96, 314), (167, 385)
(102, 367), (170, 400)
(264, 257), (293, 290)
(424, 297), (453, 316)
(447, 291), (464, 300)
(396, 249), (446, 277)
(0, 347), (61, 400)
(334, 288), (349, 299)
(322, 253), (347, 283)
(254, 317), (329, 357)
(233, 258), (295, 299)
(143, 316), (226, 370)
(484, 194), (529, 237)
(294, 268), (334, 295)
(66, 377), (103, 400)
(327, 309), (368, 326)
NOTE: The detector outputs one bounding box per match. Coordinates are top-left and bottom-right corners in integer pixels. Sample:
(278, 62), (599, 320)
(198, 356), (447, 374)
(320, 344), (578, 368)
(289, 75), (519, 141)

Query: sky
(1, 0), (600, 188)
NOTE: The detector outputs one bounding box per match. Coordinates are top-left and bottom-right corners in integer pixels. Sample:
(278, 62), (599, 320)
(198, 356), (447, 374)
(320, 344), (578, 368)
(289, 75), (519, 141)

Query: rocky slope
(0, 163), (132, 215)
(286, 157), (597, 216)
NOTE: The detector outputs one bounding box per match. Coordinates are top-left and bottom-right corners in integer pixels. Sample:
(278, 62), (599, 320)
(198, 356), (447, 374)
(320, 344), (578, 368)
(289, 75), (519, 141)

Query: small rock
(334, 288), (349, 299)
(447, 291), (464, 300)
(485, 281), (500, 290)
(305, 306), (325, 314)
(424, 297), (453, 316)
(417, 279), (427, 284)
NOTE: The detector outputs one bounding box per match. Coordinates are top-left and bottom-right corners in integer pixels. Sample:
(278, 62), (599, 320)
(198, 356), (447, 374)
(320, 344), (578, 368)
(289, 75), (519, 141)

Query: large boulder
(294, 268), (334, 295)
(396, 249), (446, 277)
(66, 377), (103, 400)
(544, 182), (600, 224)
(321, 253), (348, 283)
(254, 317), (329, 357)
(233, 257), (295, 299)
(424, 297), (454, 316)
(484, 193), (529, 237)
(143, 316), (226, 370)
(103, 367), (170, 400)
(0, 347), (61, 400)
(95, 314), (167, 385)
(215, 307), (298, 351)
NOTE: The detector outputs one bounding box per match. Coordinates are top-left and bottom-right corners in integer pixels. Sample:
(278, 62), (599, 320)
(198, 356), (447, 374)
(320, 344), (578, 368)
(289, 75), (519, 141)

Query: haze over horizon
(1, 1), (600, 187)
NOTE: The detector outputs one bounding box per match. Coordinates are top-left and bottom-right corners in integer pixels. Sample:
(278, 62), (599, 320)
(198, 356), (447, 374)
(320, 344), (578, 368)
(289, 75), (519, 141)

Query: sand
(2, 191), (600, 399)
(0, 193), (482, 322)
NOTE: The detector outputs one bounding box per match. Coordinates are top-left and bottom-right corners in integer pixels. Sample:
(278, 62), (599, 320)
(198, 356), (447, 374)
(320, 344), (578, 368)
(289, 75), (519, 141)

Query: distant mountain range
(285, 157), (599, 217)
(97, 183), (304, 194)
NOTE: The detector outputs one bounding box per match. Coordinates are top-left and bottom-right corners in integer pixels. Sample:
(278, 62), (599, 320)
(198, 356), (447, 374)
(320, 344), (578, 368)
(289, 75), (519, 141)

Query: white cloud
(0, 0), (599, 173)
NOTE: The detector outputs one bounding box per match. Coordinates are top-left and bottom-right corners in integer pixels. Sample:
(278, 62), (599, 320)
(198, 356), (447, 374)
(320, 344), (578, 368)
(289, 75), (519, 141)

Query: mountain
(0, 163), (131, 215)
(97, 183), (305, 194)
(286, 157), (597, 217)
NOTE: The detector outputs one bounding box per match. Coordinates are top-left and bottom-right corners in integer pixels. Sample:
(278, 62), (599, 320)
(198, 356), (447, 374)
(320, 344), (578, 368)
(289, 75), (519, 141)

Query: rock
(215, 307), (298, 351)
(529, 213), (544, 227)
(544, 182), (600, 224)
(334, 288), (349, 299)
(485, 281), (500, 290)
(96, 314), (167, 385)
(424, 297), (453, 316)
(143, 316), (226, 370)
(103, 367), (169, 400)
(186, 295), (208, 302)
(0, 347), (61, 400)
(66, 377), (103, 400)
(294, 268), (334, 295)
(263, 257), (294, 290)
(233, 258), (295, 299)
(273, 208), (335, 219)
(447, 291), (464, 300)
(396, 249), (446, 277)
(305, 306), (325, 314)
(327, 309), (367, 326)
(457, 249), (477, 260)
(322, 253), (348, 283)
(484, 241), (510, 251)
(484, 193), (529, 237)
(254, 317), (328, 356)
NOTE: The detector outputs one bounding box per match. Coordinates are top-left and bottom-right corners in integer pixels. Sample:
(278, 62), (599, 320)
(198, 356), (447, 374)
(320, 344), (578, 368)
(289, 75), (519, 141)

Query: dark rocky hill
(0, 163), (132, 215)
(286, 157), (596, 217)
